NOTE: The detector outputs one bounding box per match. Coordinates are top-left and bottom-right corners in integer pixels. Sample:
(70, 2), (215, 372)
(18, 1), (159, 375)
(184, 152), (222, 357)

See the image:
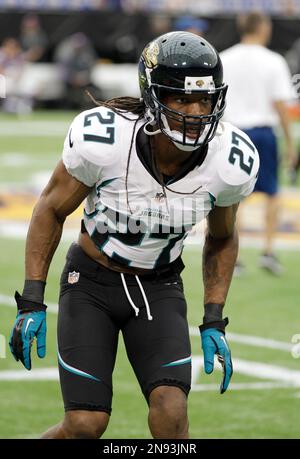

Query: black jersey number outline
(229, 131), (255, 175)
(83, 111), (115, 144)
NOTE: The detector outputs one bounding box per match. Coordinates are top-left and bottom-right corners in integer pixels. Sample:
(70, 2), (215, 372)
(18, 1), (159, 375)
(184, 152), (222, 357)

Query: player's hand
(9, 292), (47, 370)
(199, 318), (233, 394)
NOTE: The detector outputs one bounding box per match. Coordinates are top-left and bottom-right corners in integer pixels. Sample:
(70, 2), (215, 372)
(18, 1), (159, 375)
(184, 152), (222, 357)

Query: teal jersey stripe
(96, 177), (118, 192)
(162, 356), (192, 368)
(57, 349), (101, 382)
(209, 192), (216, 210)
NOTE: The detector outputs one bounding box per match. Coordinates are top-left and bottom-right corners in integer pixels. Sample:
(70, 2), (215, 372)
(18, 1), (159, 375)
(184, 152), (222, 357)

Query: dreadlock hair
(86, 91), (145, 117)
(237, 12), (271, 37)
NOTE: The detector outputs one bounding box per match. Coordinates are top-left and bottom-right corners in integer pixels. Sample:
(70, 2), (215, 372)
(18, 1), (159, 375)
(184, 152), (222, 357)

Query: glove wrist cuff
(22, 279), (46, 304)
(203, 302), (224, 322)
(15, 291), (47, 313)
(199, 317), (229, 333)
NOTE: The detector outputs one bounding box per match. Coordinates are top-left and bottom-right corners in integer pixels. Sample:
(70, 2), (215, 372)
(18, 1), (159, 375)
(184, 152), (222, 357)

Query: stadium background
(0, 0), (300, 439)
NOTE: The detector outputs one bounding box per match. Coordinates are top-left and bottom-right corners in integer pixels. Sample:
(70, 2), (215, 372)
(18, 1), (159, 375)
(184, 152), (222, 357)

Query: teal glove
(9, 292), (47, 370)
(199, 318), (233, 394)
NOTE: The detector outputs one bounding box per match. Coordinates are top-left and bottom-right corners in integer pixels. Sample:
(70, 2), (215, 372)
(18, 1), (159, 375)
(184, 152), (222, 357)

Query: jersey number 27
(228, 131), (255, 175)
(83, 111), (115, 144)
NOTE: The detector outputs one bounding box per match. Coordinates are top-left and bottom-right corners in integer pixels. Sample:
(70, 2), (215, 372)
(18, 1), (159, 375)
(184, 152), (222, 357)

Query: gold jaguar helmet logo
(143, 42), (160, 69)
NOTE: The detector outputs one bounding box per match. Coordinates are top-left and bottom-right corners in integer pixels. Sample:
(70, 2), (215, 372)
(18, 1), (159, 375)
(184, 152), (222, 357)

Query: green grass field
(0, 111), (299, 439)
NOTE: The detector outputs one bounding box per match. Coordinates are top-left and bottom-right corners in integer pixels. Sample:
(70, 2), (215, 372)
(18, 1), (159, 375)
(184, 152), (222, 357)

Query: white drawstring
(120, 272), (153, 321)
(135, 275), (153, 321)
(120, 273), (139, 317)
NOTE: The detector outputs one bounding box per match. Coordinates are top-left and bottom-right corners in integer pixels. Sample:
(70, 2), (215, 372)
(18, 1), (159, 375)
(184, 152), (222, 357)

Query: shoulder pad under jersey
(214, 122), (260, 206)
(62, 106), (139, 186)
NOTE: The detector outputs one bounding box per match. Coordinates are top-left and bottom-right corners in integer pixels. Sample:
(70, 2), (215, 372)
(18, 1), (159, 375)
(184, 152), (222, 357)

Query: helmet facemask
(145, 84), (227, 152)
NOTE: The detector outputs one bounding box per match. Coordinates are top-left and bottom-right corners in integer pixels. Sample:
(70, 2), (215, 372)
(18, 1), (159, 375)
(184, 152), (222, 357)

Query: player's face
(161, 93), (212, 139)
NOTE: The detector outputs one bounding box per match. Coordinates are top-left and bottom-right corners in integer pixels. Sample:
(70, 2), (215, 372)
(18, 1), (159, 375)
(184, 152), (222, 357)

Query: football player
(9, 31), (259, 439)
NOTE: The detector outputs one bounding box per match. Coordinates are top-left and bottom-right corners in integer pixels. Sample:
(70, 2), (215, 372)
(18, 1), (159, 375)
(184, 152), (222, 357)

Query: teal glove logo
(9, 311), (47, 370)
(24, 318), (34, 336)
(220, 335), (229, 351)
(200, 328), (233, 394)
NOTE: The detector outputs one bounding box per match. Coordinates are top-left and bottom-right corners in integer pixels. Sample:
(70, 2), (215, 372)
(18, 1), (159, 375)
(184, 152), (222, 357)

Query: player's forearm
(25, 197), (65, 281)
(202, 228), (238, 306)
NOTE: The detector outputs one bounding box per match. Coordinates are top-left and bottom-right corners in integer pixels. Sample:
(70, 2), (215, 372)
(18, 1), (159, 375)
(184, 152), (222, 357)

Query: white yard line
(192, 356), (300, 387)
(1, 358), (300, 393)
(189, 326), (292, 352)
(232, 358), (300, 385)
(226, 333), (292, 352)
(0, 367), (59, 381)
(191, 356), (300, 389)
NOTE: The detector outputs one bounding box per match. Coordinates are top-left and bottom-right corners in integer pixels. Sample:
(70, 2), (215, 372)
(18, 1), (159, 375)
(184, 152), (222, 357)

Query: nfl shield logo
(68, 271), (80, 284)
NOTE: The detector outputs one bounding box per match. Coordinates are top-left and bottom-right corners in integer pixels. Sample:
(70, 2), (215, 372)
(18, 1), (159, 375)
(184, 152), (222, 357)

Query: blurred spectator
(136, 13), (172, 58)
(0, 37), (30, 113)
(221, 12), (297, 275)
(286, 37), (300, 76)
(149, 13), (172, 37)
(20, 14), (48, 62)
(54, 32), (100, 109)
(173, 16), (209, 36)
(114, 33), (139, 63)
(285, 36), (300, 185)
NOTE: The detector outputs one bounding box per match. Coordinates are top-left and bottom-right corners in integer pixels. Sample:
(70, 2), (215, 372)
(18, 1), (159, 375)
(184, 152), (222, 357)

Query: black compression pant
(58, 243), (191, 415)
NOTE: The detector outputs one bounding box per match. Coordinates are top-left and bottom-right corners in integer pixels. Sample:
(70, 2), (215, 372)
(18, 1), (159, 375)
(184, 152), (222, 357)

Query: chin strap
(143, 110), (161, 136)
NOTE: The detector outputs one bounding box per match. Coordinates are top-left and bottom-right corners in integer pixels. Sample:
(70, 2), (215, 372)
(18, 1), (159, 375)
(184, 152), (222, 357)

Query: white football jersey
(62, 106), (259, 269)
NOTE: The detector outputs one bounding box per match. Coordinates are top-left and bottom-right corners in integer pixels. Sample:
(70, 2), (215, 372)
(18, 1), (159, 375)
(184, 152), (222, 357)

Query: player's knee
(63, 410), (110, 439)
(149, 386), (188, 431)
